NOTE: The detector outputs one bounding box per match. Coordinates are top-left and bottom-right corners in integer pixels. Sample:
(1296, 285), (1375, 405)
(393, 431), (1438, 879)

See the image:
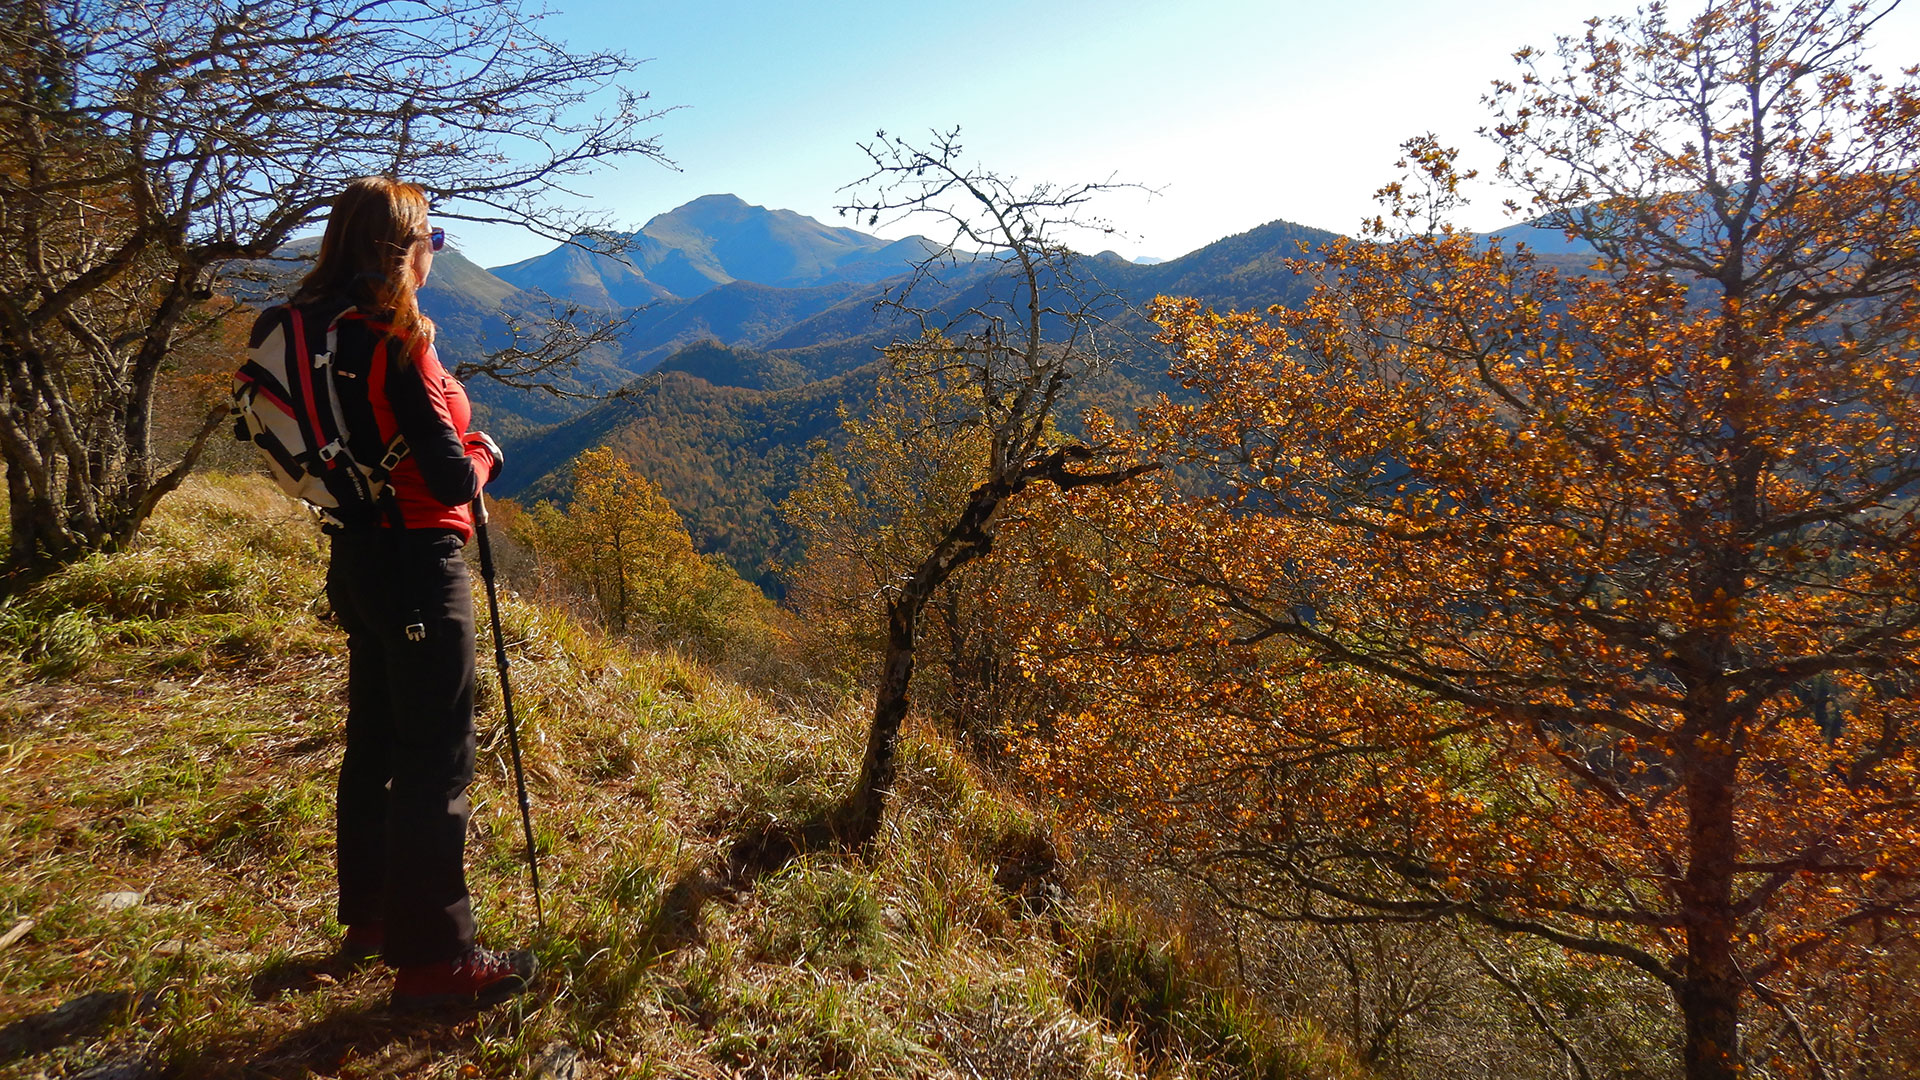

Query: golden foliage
(782, 362), (1074, 751)
(515, 447), (780, 668)
(1018, 4), (1920, 1077)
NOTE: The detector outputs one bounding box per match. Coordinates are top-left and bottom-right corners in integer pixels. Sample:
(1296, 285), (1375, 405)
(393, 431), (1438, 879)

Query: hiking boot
(391, 945), (536, 1010)
(335, 923), (384, 967)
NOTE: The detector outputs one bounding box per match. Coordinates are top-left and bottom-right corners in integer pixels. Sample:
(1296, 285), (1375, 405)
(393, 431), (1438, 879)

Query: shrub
(755, 862), (887, 973)
(1066, 900), (1359, 1080)
(0, 603), (101, 679)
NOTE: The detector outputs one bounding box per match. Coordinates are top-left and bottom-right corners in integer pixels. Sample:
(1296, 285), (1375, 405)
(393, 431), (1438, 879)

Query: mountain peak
(494, 196), (925, 303)
(648, 193), (755, 225)
(686, 192), (750, 209)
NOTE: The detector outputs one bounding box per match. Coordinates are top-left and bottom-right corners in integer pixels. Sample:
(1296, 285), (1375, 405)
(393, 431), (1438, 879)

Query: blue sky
(448, 0), (1920, 269)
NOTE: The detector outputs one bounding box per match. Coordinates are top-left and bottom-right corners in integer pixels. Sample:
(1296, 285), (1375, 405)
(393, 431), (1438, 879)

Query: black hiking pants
(326, 527), (477, 966)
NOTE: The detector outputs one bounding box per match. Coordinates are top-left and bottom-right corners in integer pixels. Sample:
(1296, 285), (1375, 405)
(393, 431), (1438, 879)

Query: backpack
(231, 303), (411, 528)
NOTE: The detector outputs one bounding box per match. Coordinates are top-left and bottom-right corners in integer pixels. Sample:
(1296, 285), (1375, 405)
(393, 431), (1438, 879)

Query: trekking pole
(472, 494), (545, 930)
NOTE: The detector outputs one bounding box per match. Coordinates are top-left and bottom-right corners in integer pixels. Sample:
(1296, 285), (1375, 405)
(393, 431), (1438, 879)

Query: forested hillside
(487, 213), (1338, 584)
(233, 195), (1342, 574)
(503, 367), (875, 589)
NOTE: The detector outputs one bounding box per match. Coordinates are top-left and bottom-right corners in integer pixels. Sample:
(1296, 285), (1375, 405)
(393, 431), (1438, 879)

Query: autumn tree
(800, 131), (1156, 846)
(0, 0), (665, 569)
(1024, 3), (1920, 1079)
(783, 364), (1076, 756)
(517, 447), (766, 661)
(784, 367), (989, 677)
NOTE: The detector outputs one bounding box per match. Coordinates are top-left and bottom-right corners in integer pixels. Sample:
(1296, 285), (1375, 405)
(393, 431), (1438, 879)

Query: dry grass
(0, 474), (1361, 1080)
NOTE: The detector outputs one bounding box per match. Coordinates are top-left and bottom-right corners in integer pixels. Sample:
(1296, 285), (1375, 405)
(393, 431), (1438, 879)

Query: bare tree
(0, 0), (669, 569)
(452, 301), (637, 399)
(822, 130), (1157, 845)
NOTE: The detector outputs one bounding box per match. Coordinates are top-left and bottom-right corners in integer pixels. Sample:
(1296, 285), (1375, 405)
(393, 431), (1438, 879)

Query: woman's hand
(464, 430), (504, 483)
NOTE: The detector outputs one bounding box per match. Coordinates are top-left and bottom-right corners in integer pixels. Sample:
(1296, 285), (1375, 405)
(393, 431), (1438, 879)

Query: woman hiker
(280, 175), (533, 1008)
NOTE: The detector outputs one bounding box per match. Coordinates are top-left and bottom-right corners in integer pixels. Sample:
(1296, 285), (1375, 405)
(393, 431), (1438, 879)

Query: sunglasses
(421, 227), (445, 253)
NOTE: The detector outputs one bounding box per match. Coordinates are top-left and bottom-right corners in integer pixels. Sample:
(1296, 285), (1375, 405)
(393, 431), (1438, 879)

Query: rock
(530, 1041), (584, 1080)
(94, 891), (142, 913)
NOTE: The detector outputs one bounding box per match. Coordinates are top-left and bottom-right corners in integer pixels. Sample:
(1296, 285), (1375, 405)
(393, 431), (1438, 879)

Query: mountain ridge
(492, 213), (1348, 586)
(221, 203), (1361, 460)
(488, 193), (939, 305)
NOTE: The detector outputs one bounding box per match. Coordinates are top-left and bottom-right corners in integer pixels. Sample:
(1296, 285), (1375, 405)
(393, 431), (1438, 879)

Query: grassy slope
(0, 476), (1358, 1080)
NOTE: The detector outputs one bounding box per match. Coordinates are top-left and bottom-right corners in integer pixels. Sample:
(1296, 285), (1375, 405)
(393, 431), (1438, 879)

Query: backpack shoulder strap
(236, 304), (299, 409)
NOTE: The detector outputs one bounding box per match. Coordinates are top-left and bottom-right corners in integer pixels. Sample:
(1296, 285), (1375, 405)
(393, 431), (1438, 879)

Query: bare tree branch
(0, 0), (670, 568)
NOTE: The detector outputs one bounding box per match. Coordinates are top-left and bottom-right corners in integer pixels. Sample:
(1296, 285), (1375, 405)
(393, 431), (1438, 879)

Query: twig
(1456, 929), (1595, 1080)
(1743, 963), (1832, 1080)
(0, 916), (36, 951)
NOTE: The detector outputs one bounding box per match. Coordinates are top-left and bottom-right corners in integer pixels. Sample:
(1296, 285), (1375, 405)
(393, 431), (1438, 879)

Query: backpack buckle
(316, 440), (343, 463)
(313, 350), (332, 368)
(377, 437), (410, 473)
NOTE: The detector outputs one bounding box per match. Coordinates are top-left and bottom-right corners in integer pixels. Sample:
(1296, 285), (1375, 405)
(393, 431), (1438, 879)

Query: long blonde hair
(294, 176), (436, 361)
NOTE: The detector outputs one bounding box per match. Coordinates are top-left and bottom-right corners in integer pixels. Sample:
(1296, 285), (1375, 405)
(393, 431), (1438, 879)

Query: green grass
(1065, 899), (1353, 1080)
(0, 473), (1364, 1080)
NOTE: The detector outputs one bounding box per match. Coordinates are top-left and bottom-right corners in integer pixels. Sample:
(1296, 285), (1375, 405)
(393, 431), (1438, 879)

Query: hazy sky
(448, 0), (1920, 269)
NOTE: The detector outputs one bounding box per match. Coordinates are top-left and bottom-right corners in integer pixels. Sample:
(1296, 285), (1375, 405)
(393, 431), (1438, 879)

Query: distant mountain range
(227, 194), (1589, 590)
(488, 193), (941, 305)
(462, 203), (1340, 588)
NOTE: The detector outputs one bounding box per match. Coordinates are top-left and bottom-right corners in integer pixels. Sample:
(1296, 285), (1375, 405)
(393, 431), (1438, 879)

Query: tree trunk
(3, 455), (75, 575)
(0, 354), (174, 568)
(834, 593), (921, 844)
(831, 474), (1014, 845)
(5, 456), (30, 570)
(1678, 970), (1743, 1080)
(1677, 727), (1743, 1080)
(1670, 276), (1753, 1080)
(830, 448), (1153, 845)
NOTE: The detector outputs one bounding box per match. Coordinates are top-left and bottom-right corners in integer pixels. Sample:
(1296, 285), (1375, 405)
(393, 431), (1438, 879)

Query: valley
(411, 196), (1342, 584)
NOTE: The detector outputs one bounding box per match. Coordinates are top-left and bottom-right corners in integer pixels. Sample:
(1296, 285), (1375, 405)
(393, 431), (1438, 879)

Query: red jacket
(338, 310), (495, 541)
